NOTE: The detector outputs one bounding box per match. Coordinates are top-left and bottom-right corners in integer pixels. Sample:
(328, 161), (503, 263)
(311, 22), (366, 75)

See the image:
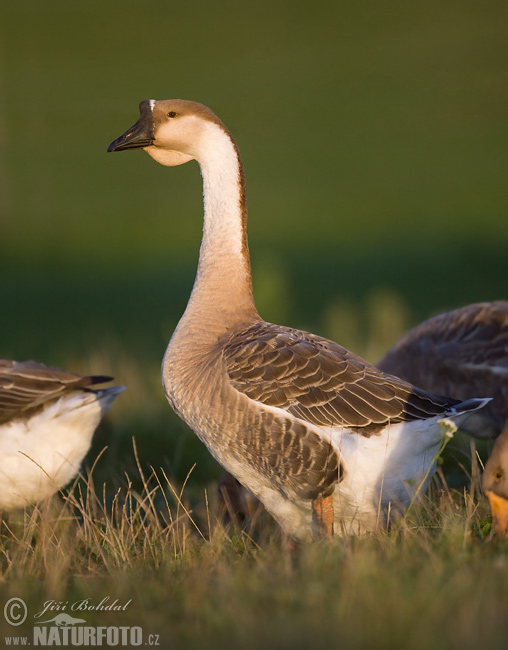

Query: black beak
(108, 101), (154, 152)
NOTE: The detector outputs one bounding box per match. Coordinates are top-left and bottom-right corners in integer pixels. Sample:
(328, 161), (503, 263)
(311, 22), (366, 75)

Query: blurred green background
(1, 0), (507, 485)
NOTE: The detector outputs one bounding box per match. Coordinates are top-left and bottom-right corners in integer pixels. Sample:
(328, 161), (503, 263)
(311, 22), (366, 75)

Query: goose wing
(437, 301), (508, 368)
(0, 360), (112, 424)
(377, 302), (508, 435)
(379, 301), (508, 375)
(223, 321), (460, 435)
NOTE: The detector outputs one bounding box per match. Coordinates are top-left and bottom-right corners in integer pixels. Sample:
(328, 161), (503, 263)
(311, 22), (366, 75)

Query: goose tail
(452, 397), (492, 414)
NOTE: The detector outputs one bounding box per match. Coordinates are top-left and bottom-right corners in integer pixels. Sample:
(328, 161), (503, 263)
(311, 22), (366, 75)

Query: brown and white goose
(483, 422), (508, 537)
(0, 360), (124, 511)
(377, 302), (508, 440)
(108, 99), (488, 540)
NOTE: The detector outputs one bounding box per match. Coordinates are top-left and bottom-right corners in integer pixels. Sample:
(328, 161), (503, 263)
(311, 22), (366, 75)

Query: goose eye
(167, 111), (177, 118)
(495, 469), (504, 481)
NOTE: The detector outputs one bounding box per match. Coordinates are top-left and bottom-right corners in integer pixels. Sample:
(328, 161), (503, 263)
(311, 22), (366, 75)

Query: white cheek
(154, 116), (205, 157)
(145, 146), (194, 167)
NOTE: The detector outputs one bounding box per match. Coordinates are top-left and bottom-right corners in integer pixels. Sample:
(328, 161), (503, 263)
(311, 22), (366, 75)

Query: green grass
(2, 0), (507, 386)
(0, 432), (507, 650)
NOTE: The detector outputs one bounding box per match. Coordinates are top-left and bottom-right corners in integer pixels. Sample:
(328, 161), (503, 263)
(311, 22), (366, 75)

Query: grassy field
(0, 439), (507, 649)
(1, 0), (508, 647)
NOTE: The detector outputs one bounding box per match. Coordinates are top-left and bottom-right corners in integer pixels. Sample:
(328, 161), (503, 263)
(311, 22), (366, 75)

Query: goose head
(108, 99), (224, 167)
(483, 423), (508, 537)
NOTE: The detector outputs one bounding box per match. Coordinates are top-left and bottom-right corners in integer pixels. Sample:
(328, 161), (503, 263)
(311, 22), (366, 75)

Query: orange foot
(312, 495), (335, 539)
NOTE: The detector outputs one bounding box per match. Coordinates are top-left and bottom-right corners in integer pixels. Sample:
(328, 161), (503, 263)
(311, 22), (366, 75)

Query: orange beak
(485, 490), (508, 537)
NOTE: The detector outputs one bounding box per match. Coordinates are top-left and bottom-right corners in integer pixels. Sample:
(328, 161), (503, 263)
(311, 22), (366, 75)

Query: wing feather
(224, 321), (460, 435)
(0, 359), (112, 424)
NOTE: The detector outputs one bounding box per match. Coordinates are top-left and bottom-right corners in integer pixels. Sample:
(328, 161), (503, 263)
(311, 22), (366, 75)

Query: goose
(0, 359), (124, 511)
(108, 99), (489, 540)
(377, 301), (508, 440)
(483, 422), (508, 537)
(219, 301), (508, 527)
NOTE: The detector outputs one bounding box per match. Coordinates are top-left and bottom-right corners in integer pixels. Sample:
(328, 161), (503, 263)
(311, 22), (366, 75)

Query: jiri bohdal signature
(34, 597), (132, 619)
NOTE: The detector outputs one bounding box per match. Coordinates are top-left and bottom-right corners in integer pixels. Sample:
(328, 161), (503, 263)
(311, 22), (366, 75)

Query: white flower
(438, 418), (457, 438)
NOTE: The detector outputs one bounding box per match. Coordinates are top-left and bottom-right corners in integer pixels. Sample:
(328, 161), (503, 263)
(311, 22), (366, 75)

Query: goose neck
(182, 123), (258, 332)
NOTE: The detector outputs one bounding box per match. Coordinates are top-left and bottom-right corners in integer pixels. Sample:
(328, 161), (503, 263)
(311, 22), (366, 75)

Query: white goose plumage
(0, 359), (124, 511)
(108, 99), (488, 540)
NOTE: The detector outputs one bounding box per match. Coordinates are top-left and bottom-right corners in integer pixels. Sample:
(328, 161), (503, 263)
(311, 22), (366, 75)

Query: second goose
(0, 359), (123, 510)
(108, 100), (488, 540)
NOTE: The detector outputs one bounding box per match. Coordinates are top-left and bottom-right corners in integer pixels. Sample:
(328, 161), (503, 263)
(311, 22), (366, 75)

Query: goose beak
(485, 490), (508, 537)
(108, 100), (154, 152)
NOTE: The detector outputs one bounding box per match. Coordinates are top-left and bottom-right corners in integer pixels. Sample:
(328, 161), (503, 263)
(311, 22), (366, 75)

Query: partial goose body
(483, 422), (508, 536)
(0, 360), (124, 510)
(377, 302), (508, 439)
(108, 100), (488, 540)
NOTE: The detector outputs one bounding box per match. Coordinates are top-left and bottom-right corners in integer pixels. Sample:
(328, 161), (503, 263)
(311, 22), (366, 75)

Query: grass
(0, 391), (507, 649)
(0, 468), (505, 649)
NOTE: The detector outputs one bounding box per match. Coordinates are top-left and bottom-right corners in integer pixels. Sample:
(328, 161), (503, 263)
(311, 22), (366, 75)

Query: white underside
(0, 388), (122, 511)
(228, 412), (468, 541)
